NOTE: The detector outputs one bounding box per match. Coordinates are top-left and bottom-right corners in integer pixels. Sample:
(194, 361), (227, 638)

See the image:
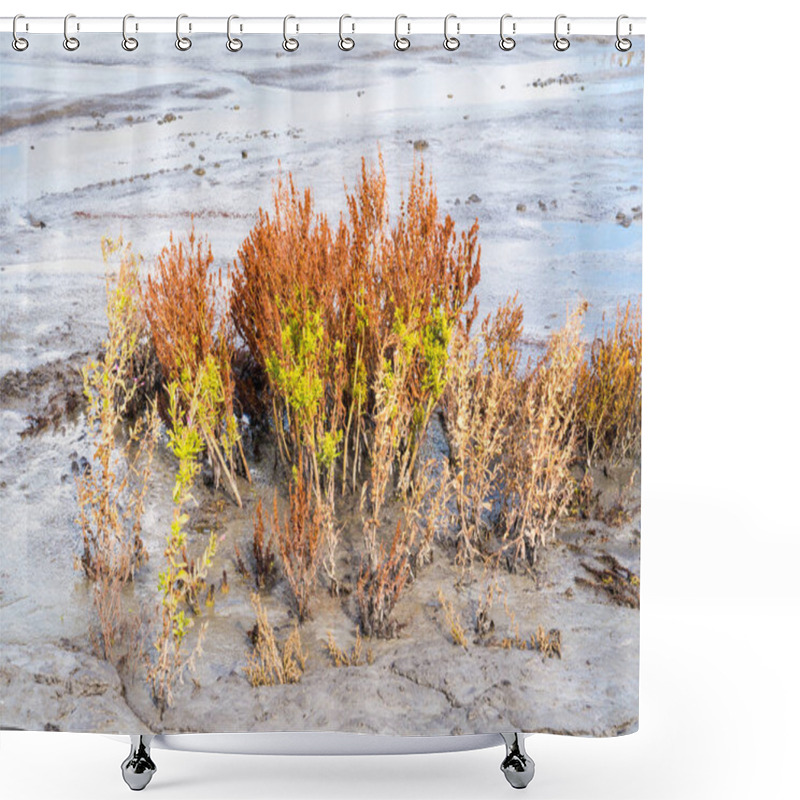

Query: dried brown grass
(244, 593), (307, 686)
(578, 298), (642, 466)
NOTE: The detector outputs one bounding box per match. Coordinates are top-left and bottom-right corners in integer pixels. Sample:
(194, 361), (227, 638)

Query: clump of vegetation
(147, 366), (219, 714)
(578, 299), (642, 466)
(500, 303), (587, 565)
(75, 236), (159, 660)
(325, 629), (374, 667)
(230, 155), (480, 507)
(576, 553), (640, 608)
(437, 588), (469, 649)
(356, 522), (414, 639)
(234, 498), (277, 589)
(442, 297), (524, 565)
(142, 226), (249, 505)
(532, 625), (563, 659)
(244, 593), (307, 686)
(272, 469), (324, 621)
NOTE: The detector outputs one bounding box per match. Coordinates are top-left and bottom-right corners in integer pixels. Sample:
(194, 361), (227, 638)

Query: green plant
(147, 364), (219, 713)
(75, 236), (159, 659)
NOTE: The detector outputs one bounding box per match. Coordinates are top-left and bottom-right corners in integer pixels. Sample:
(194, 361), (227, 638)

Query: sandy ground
(0, 34), (642, 736)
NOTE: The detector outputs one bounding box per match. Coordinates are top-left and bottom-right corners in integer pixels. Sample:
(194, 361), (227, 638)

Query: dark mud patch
(0, 351), (88, 436)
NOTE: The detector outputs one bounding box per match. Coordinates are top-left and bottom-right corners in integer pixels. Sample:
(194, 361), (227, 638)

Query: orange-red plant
(142, 225), (249, 505)
(272, 469), (324, 621)
(230, 156), (481, 499)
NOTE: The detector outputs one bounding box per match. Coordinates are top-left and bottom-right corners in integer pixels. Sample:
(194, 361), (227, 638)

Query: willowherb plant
(142, 225), (249, 505)
(578, 298), (642, 466)
(75, 236), (159, 660)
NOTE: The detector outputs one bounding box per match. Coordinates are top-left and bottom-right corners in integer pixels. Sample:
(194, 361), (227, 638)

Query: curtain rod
(1, 16), (646, 37)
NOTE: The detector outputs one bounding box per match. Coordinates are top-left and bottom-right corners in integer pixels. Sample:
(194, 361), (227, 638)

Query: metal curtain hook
(122, 14), (138, 51)
(227, 15), (243, 51)
(615, 14), (632, 51)
(499, 13), (515, 51)
(554, 14), (570, 51)
(444, 14), (460, 51)
(339, 14), (355, 50)
(283, 15), (299, 51)
(394, 14), (410, 51)
(12, 14), (29, 51)
(63, 13), (80, 51)
(176, 14), (192, 50)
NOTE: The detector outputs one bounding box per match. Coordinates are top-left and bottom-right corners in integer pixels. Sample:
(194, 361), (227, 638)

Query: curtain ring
(615, 14), (632, 52)
(227, 15), (243, 51)
(553, 14), (570, 51)
(499, 14), (515, 51)
(63, 13), (80, 51)
(283, 15), (299, 51)
(176, 14), (192, 50)
(394, 14), (410, 51)
(12, 14), (29, 51)
(122, 14), (138, 51)
(443, 14), (460, 51)
(338, 14), (355, 51)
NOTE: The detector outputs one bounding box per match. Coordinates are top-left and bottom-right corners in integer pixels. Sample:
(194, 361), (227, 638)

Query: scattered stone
(516, 203), (527, 212)
(194, 167), (206, 176)
(241, 150), (248, 159)
(615, 211), (632, 228)
(189, 140), (196, 148)
(70, 457), (91, 476)
(538, 200), (547, 211)
(412, 139), (429, 151)
(466, 193), (481, 204)
(163, 112), (176, 123)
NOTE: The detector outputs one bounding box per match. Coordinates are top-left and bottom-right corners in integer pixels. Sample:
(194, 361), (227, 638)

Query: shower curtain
(0, 28), (643, 739)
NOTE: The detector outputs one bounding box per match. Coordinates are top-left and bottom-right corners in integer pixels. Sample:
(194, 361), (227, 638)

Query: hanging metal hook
(283, 15), (299, 51)
(443, 14), (460, 51)
(175, 14), (192, 50)
(339, 14), (355, 51)
(63, 13), (80, 51)
(12, 14), (29, 51)
(499, 14), (515, 51)
(553, 14), (570, 51)
(227, 15), (243, 51)
(615, 14), (632, 52)
(122, 14), (138, 51)
(394, 14), (410, 51)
